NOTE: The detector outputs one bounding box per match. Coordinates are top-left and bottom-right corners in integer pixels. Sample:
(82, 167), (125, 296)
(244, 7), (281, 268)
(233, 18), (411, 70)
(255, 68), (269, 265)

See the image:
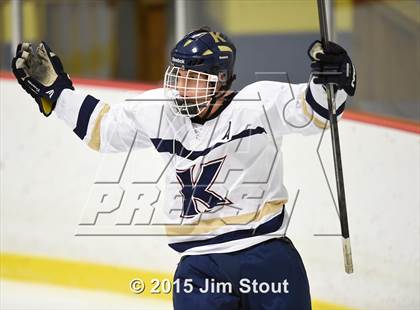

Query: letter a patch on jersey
(176, 157), (232, 218)
(222, 121), (231, 140)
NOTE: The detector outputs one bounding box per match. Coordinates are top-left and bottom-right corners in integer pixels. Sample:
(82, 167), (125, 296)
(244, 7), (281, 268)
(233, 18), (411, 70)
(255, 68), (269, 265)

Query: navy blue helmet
(170, 27), (236, 90)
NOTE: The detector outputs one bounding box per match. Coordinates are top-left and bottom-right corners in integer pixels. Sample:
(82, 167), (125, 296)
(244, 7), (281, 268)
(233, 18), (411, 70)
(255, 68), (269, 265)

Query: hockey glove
(11, 42), (74, 117)
(308, 40), (356, 96)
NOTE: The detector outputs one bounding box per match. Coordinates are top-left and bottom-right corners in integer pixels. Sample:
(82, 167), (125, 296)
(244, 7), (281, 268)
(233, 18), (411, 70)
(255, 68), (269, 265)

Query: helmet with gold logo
(164, 27), (236, 117)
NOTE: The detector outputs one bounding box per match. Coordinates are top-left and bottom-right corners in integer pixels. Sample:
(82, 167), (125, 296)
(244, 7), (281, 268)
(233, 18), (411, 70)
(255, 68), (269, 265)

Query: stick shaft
(317, 0), (353, 274)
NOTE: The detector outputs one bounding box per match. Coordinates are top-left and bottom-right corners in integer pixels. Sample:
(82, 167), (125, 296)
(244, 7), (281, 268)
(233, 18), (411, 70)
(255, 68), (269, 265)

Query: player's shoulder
(129, 87), (166, 101)
(228, 81), (294, 114)
(122, 87), (170, 113)
(117, 87), (172, 125)
(236, 81), (293, 100)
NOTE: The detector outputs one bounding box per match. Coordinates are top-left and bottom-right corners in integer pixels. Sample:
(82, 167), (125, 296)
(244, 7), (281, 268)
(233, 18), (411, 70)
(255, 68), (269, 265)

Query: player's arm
(54, 88), (149, 153)
(11, 42), (149, 153)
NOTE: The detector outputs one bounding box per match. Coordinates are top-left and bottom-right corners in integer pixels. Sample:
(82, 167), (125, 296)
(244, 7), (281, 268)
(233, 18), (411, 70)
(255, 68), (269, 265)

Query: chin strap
(201, 90), (226, 120)
(200, 74), (236, 120)
(225, 74), (236, 90)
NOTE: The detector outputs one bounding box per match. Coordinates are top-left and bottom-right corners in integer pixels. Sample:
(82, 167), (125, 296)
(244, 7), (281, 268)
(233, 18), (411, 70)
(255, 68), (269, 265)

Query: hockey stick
(316, 0), (353, 274)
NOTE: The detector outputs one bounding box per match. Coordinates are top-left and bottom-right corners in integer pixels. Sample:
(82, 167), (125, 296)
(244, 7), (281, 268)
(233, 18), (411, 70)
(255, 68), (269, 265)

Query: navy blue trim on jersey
(305, 86), (345, 120)
(168, 210), (285, 253)
(73, 95), (99, 139)
(150, 126), (266, 160)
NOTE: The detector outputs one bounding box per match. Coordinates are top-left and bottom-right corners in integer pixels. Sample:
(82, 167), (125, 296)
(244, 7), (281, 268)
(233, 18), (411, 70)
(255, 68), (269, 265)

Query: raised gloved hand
(11, 42), (74, 116)
(308, 40), (356, 96)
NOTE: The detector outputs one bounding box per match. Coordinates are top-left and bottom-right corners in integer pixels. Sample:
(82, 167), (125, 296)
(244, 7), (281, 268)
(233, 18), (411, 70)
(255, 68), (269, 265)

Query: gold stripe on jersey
(165, 199), (287, 236)
(301, 93), (329, 129)
(88, 103), (110, 151)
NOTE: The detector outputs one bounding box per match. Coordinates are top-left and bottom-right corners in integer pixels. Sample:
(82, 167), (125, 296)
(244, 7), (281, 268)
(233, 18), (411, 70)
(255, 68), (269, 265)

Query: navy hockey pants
(173, 238), (311, 310)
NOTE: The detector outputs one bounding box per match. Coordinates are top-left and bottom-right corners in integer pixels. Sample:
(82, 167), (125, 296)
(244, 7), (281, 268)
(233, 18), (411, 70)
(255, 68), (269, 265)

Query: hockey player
(12, 27), (356, 309)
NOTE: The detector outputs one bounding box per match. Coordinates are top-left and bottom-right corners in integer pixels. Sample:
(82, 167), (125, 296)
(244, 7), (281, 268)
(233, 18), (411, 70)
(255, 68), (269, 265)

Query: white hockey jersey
(55, 79), (347, 256)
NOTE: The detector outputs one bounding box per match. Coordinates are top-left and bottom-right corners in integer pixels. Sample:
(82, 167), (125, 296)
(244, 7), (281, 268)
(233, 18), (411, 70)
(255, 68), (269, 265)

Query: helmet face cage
(164, 65), (219, 117)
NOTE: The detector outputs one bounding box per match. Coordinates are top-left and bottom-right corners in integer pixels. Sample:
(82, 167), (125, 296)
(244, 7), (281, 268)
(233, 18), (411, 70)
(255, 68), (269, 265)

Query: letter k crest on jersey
(176, 157), (233, 218)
